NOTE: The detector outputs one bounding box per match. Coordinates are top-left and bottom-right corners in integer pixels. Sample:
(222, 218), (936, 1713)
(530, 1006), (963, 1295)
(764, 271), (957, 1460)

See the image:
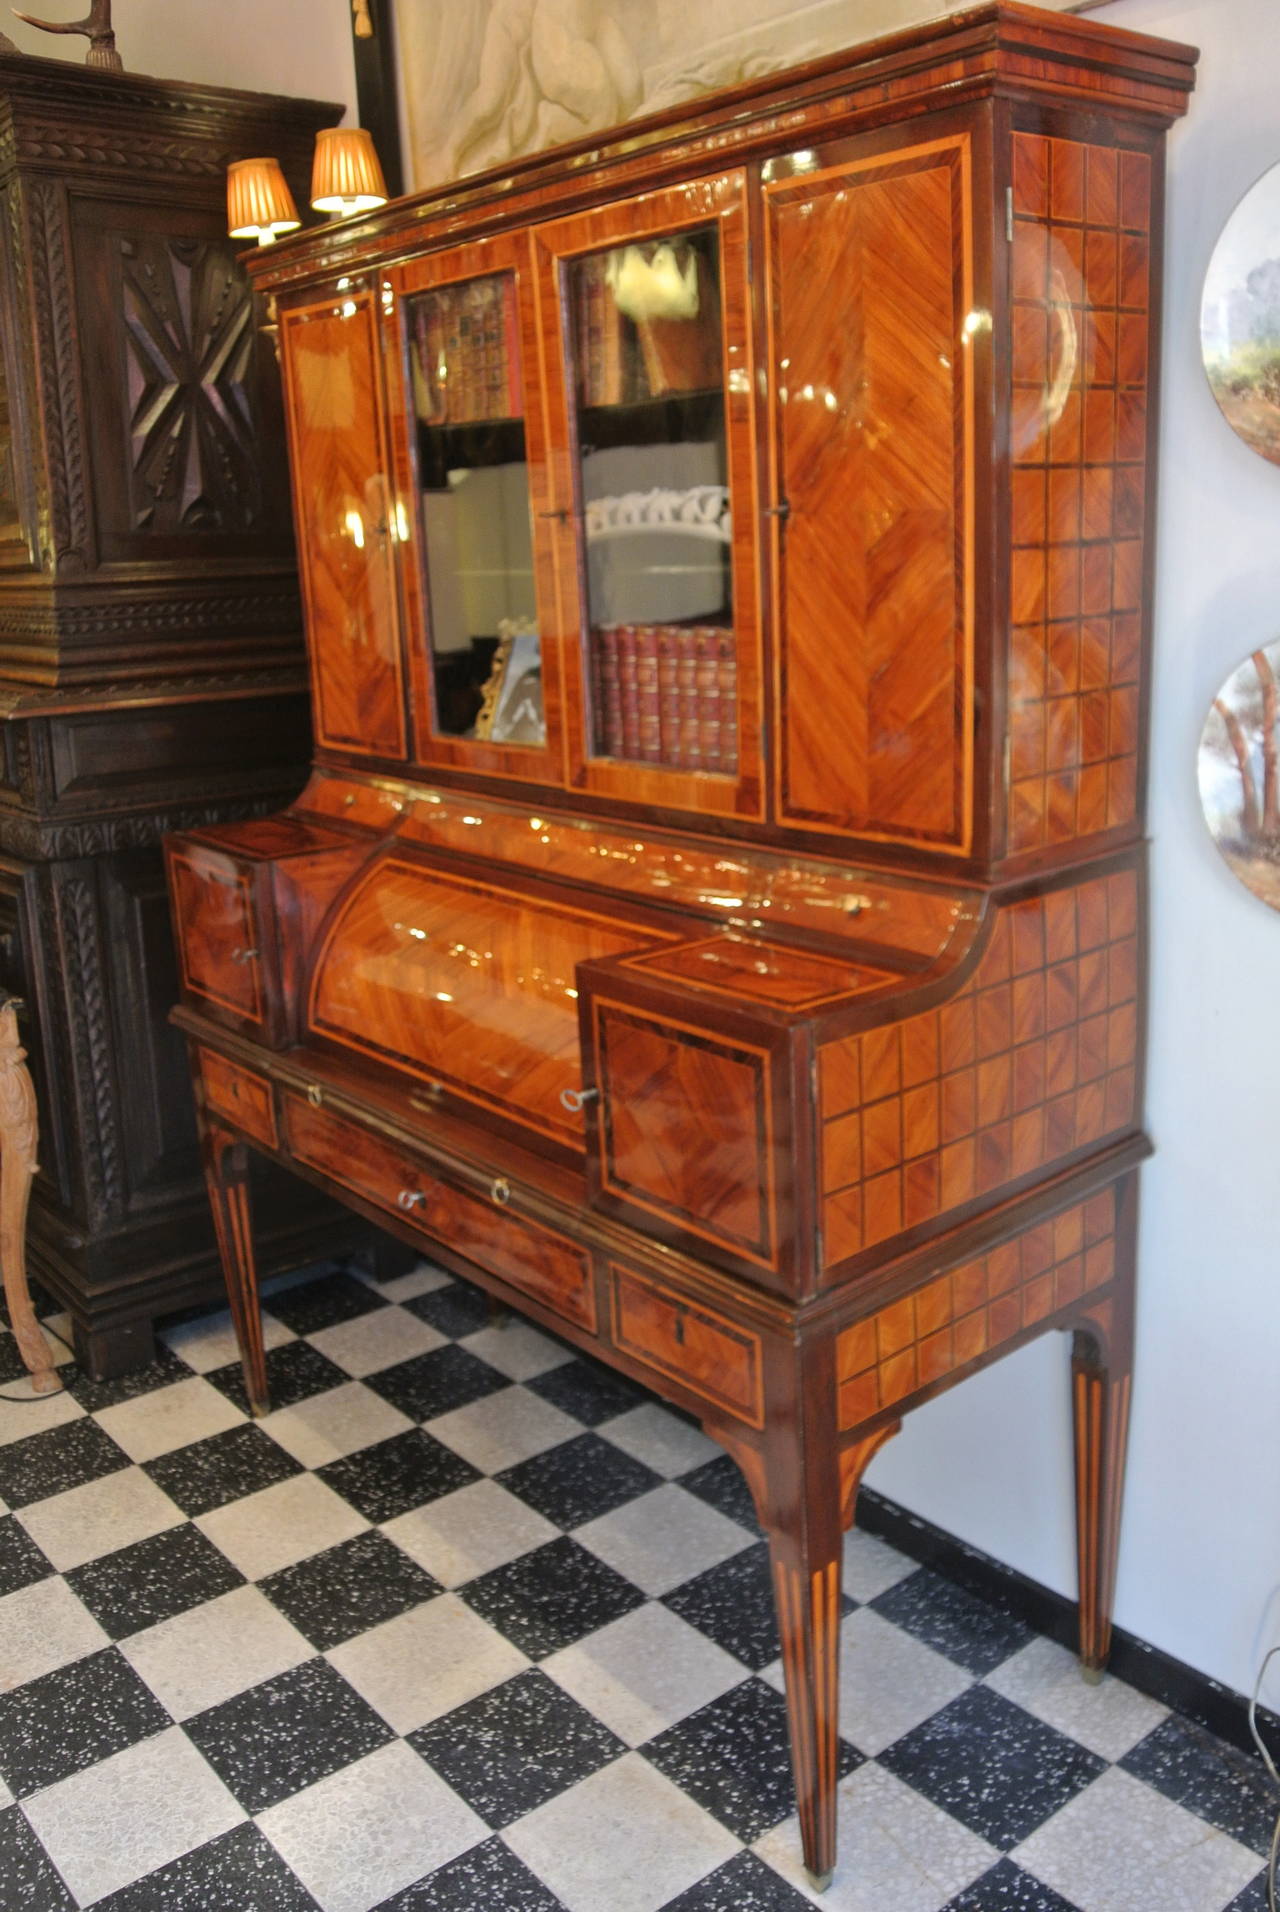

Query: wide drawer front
(282, 1096), (596, 1332)
(199, 1049), (278, 1150)
(610, 1265), (764, 1428)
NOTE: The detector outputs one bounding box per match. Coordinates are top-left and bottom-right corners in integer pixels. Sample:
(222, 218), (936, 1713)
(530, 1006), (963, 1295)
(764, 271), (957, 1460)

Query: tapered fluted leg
(770, 1533), (843, 1889)
(201, 1124), (268, 1416)
(1072, 1300), (1133, 1680)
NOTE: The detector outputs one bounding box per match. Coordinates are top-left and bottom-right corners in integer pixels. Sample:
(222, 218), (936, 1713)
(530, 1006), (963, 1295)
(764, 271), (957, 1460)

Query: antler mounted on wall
(12, 0), (122, 70)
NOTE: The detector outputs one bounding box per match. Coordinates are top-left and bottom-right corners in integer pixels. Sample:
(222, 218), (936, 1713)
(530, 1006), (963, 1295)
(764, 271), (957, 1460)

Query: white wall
(4, 0), (357, 111)
(868, 0), (1280, 1709)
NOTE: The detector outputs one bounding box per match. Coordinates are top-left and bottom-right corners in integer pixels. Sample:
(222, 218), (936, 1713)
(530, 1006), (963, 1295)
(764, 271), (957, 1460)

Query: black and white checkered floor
(0, 1255), (1273, 1911)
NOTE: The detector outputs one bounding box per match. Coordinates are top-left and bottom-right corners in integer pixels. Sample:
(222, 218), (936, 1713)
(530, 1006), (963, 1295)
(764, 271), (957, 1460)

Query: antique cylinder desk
(165, 4), (1196, 1884)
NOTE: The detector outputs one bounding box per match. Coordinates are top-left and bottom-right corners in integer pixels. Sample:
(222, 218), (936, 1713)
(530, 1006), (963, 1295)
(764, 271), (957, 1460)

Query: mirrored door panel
(534, 175), (762, 820)
(392, 234), (562, 785)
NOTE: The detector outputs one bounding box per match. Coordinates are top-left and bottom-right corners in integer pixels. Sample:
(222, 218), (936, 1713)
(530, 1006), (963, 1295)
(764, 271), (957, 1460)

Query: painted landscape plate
(1201, 160), (1280, 465)
(1199, 640), (1280, 910)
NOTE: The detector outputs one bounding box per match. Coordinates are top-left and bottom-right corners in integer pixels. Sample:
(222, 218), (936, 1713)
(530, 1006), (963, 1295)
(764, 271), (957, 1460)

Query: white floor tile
(986, 1635), (1169, 1761)
(842, 1528), (917, 1603)
(426, 1386), (580, 1473)
(259, 1383), (412, 1469)
(459, 1320), (574, 1381)
(328, 1593), (528, 1734)
(1012, 1765), (1262, 1912)
(597, 1404), (722, 1480)
(0, 1575), (108, 1687)
(195, 1473), (367, 1580)
(17, 1467), (183, 1573)
(762, 1606), (970, 1757)
(0, 1383), (84, 1447)
(359, 1262), (452, 1303)
(158, 1306), (294, 1374)
(257, 1740), (486, 1912)
(755, 1761), (997, 1909)
(119, 1583), (312, 1720)
(575, 1485), (753, 1597)
(543, 1603), (746, 1744)
(306, 1306), (445, 1378)
(381, 1479), (558, 1588)
(504, 1752), (738, 1912)
(94, 1377), (246, 1464)
(23, 1726), (243, 1905)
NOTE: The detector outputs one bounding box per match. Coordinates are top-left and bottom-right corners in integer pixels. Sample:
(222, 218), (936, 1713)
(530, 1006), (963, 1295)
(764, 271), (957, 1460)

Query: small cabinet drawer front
(199, 1049), (278, 1150)
(610, 1266), (763, 1428)
(169, 845), (265, 1027)
(283, 1097), (596, 1332)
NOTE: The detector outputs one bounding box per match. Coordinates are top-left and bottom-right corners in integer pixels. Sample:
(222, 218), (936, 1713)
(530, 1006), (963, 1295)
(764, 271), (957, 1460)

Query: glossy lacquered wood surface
(768, 132), (973, 851)
(280, 289), (407, 762)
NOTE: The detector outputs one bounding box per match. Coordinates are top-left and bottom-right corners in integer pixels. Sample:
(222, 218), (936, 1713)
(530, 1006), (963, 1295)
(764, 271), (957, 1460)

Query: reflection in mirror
(409, 272), (542, 741)
(568, 227), (736, 773)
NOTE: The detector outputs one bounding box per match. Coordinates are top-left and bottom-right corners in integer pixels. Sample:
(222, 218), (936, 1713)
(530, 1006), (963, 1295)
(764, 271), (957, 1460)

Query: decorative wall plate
(1201, 159), (1280, 465)
(1198, 640), (1280, 910)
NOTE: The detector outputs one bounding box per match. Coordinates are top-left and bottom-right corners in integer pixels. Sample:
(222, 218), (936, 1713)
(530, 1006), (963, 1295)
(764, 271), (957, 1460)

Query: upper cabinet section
(280, 285), (408, 763)
(766, 133), (973, 854)
(532, 174), (762, 819)
(254, 3), (1196, 876)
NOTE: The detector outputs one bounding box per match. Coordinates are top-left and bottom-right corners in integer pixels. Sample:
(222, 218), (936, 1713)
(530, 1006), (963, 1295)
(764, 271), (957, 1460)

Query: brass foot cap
(1080, 1662), (1105, 1686)
(805, 1868), (834, 1892)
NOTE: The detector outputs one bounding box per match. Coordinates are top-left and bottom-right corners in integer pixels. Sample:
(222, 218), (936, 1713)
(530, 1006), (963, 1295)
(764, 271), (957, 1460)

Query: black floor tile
(260, 1529), (441, 1650)
(1223, 1872), (1272, 1912)
(497, 1431), (660, 1528)
(90, 1821), (321, 1911)
(144, 1422), (304, 1517)
(527, 1355), (650, 1426)
(678, 1452), (763, 1537)
(0, 1514), (53, 1595)
(1120, 1713), (1279, 1857)
(318, 1426), (479, 1522)
(264, 1271), (389, 1336)
(879, 1685), (1105, 1851)
(870, 1567), (1034, 1677)
(409, 1668), (623, 1827)
(0, 1415), (130, 1509)
(405, 1279), (493, 1340)
(364, 1344), (509, 1422)
(67, 1345), (195, 1413)
(66, 1521), (245, 1639)
(206, 1342), (350, 1416)
(660, 1850), (814, 1910)
(943, 1857), (1083, 1909)
(0, 1646), (169, 1795)
(644, 1678), (859, 1842)
(371, 1835), (564, 1910)
(183, 1657), (394, 1813)
(0, 1803), (77, 1909)
(663, 1542), (779, 1670)
(461, 1534), (645, 1659)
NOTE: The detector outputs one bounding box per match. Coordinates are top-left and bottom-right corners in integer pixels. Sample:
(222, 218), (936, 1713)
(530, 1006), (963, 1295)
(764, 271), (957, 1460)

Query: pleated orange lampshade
(226, 158), (300, 244)
(310, 126), (388, 216)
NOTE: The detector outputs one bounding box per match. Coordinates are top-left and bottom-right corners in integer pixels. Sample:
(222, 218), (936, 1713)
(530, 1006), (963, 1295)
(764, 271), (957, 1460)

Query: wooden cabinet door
(279, 284), (408, 763)
(765, 132), (975, 855)
(532, 172), (763, 821)
(388, 232), (563, 787)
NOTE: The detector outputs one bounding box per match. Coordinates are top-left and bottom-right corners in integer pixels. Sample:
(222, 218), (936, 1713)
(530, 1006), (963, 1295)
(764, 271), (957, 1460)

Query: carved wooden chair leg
(201, 1125), (269, 1416)
(1071, 1291), (1134, 1683)
(0, 997), (57, 1393)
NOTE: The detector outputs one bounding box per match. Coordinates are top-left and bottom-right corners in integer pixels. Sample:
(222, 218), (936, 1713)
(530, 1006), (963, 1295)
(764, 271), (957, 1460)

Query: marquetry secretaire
(165, 4), (1197, 1884)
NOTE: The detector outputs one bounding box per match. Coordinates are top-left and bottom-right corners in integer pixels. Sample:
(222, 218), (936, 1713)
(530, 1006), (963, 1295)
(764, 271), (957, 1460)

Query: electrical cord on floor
(1250, 1643), (1280, 1912)
(0, 1322), (76, 1402)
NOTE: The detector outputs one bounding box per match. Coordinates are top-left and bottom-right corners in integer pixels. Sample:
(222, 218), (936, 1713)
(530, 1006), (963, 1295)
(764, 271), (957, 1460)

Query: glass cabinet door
(391, 234), (561, 785)
(533, 174), (762, 819)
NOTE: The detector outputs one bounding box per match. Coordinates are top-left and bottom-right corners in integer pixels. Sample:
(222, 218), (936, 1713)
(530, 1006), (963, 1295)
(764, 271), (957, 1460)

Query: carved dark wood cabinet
(167, 5), (1196, 1885)
(0, 53), (390, 1377)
